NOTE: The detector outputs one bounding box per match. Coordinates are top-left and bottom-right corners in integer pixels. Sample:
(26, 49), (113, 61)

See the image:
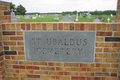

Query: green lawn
(20, 15), (116, 22)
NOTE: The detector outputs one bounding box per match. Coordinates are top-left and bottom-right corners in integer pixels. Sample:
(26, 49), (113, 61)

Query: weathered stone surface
(25, 31), (95, 62)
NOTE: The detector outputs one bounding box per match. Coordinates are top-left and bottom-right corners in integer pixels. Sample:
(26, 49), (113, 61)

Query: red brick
(53, 23), (57, 30)
(11, 46), (24, 51)
(95, 53), (110, 58)
(96, 63), (110, 68)
(16, 23), (21, 30)
(75, 23), (80, 31)
(64, 23), (69, 30)
(87, 68), (102, 72)
(14, 74), (26, 77)
(111, 73), (117, 77)
(107, 23), (112, 31)
(19, 61), (32, 65)
(56, 76), (70, 80)
(80, 63), (94, 67)
(0, 56), (3, 62)
(112, 24), (118, 31)
(18, 51), (24, 55)
(64, 72), (78, 76)
(6, 60), (18, 64)
(10, 36), (23, 40)
(11, 24), (15, 30)
(103, 68), (118, 72)
(104, 48), (119, 52)
(34, 71), (48, 75)
(7, 69), (19, 73)
(112, 43), (120, 47)
(26, 66), (39, 70)
(33, 62), (47, 66)
(87, 77), (101, 80)
(71, 68), (86, 71)
(95, 48), (102, 52)
(2, 24), (6, 30)
(13, 65), (25, 69)
(49, 71), (63, 75)
(27, 74), (40, 78)
(71, 76), (85, 80)
(42, 23), (46, 30)
(86, 23), (91, 31)
(111, 54), (119, 58)
(17, 42), (24, 45)
(48, 62), (63, 66)
(26, 23), (30, 30)
(5, 55), (10, 59)
(17, 31), (23, 35)
(96, 43), (111, 47)
(101, 23), (106, 31)
(56, 67), (70, 71)
(95, 73), (109, 76)
(36, 23), (41, 30)
(97, 24), (101, 30)
(103, 58), (118, 63)
(21, 23), (25, 30)
(111, 64), (119, 68)
(114, 32), (120, 36)
(20, 70), (33, 74)
(4, 41), (16, 45)
(59, 23), (63, 30)
(64, 63), (79, 67)
(41, 67), (54, 71)
(80, 72), (94, 76)
(97, 32), (112, 36)
(101, 77), (116, 80)
(41, 75), (55, 79)
(13, 56), (25, 61)
(95, 58), (102, 62)
(80, 23), (85, 30)
(31, 23), (36, 30)
(70, 23), (74, 30)
(91, 23), (96, 31)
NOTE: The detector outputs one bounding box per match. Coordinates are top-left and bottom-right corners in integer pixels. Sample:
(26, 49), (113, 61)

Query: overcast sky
(4, 0), (118, 13)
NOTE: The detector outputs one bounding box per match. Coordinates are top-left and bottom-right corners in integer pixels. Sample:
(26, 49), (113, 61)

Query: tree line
(26, 10), (116, 16)
(62, 10), (116, 15)
(10, 2), (116, 16)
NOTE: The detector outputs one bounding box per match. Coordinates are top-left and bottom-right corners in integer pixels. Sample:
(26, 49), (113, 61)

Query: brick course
(1, 22), (119, 80)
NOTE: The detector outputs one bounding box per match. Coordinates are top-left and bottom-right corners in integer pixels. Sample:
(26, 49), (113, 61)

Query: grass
(20, 15), (116, 22)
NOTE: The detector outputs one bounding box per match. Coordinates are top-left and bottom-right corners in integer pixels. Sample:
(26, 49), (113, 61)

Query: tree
(16, 4), (26, 15)
(72, 10), (77, 14)
(10, 2), (16, 12)
(62, 12), (66, 16)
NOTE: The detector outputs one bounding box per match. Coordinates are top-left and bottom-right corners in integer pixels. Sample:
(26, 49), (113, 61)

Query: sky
(4, 0), (118, 13)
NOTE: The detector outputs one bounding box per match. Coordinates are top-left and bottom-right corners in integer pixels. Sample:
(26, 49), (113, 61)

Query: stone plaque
(25, 31), (95, 62)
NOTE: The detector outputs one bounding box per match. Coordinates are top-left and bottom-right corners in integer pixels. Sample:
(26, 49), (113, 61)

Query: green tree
(72, 10), (77, 14)
(62, 12), (66, 16)
(10, 2), (16, 12)
(16, 4), (26, 15)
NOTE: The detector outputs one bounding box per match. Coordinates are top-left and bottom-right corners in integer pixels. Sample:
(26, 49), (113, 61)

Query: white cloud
(4, 0), (117, 13)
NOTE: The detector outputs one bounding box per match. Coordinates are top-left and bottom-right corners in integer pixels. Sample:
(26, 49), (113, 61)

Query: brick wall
(118, 56), (120, 80)
(116, 0), (120, 22)
(0, 1), (10, 80)
(1, 22), (119, 80)
(0, 0), (120, 80)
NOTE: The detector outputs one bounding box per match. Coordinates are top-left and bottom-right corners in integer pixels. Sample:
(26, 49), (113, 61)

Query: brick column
(116, 1), (120, 80)
(116, 0), (120, 22)
(0, 1), (11, 80)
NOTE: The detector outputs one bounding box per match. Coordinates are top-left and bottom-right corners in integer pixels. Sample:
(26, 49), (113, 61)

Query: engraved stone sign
(25, 31), (95, 62)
